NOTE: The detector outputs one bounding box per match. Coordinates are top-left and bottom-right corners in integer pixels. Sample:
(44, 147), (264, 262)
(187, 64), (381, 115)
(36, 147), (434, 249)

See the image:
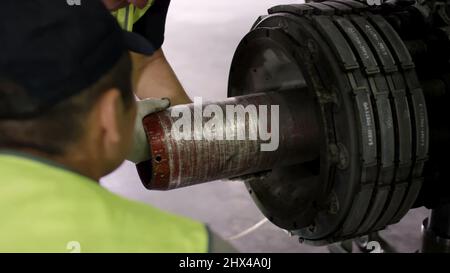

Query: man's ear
(86, 88), (135, 177)
(96, 88), (124, 148)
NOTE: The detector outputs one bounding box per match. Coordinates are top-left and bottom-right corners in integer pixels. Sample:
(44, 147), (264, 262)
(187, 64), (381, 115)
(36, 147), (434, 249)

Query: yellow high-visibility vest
(0, 153), (209, 253)
(112, 1), (154, 31)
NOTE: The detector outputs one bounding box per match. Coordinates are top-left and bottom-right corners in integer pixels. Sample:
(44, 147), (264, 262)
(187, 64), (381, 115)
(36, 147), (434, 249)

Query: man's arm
(130, 0), (191, 105)
(131, 49), (192, 105)
(104, 0), (191, 105)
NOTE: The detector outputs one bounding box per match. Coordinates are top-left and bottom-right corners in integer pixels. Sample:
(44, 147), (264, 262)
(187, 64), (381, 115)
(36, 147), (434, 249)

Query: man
(0, 0), (233, 252)
(104, 0), (192, 105)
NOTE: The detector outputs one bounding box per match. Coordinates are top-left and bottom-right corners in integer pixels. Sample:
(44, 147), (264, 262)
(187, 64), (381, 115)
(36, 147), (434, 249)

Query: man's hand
(127, 98), (171, 164)
(102, 0), (148, 11)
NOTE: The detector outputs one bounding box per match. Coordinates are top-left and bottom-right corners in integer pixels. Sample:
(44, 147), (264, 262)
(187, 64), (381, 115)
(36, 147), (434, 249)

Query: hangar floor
(102, 0), (429, 253)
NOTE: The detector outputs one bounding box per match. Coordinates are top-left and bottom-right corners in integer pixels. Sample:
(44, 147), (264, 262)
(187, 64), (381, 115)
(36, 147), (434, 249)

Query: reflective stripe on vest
(112, 0), (154, 31)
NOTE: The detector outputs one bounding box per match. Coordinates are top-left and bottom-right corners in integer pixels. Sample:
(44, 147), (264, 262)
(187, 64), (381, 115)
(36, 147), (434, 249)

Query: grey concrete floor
(102, 0), (429, 253)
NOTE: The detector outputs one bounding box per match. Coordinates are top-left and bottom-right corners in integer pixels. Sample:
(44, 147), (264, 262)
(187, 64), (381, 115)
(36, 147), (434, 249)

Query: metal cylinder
(137, 89), (320, 190)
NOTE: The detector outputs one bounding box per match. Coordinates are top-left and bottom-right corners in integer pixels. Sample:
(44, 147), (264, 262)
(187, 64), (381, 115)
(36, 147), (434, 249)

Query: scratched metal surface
(139, 91), (320, 190)
(101, 0), (429, 253)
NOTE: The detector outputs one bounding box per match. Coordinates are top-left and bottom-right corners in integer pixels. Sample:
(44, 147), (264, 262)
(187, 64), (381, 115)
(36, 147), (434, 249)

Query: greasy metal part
(421, 204), (450, 252)
(228, 22), (334, 232)
(233, 2), (407, 242)
(428, 204), (450, 239)
(137, 90), (321, 190)
(229, 0), (438, 244)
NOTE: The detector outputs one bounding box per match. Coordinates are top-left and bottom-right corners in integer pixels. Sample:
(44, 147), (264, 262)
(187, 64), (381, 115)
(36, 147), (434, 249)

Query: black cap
(0, 0), (154, 119)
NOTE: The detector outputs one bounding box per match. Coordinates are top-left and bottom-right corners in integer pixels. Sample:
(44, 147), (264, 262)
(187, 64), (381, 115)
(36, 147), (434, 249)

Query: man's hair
(0, 53), (133, 155)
